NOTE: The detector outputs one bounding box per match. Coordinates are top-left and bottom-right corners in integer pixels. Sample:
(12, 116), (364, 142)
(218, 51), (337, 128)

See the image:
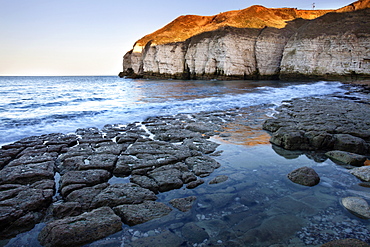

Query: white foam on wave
(0, 78), (347, 146)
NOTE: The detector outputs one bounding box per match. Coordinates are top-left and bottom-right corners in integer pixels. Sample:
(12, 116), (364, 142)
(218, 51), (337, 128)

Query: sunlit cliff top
(133, 0), (370, 49)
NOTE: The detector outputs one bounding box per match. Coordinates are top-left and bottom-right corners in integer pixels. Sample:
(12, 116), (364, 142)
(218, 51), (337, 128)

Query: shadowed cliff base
(120, 0), (370, 81)
(279, 72), (370, 82)
(119, 70), (279, 81)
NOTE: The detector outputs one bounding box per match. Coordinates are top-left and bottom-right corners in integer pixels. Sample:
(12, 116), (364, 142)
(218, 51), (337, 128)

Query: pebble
(295, 207), (370, 245)
(4, 91), (370, 246)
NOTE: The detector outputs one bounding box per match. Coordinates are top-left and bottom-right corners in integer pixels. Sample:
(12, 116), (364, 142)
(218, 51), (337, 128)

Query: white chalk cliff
(280, 9), (370, 79)
(120, 0), (370, 80)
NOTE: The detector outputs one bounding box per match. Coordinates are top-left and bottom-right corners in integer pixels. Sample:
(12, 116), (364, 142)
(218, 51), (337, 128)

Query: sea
(0, 76), (348, 147)
(1, 76), (370, 246)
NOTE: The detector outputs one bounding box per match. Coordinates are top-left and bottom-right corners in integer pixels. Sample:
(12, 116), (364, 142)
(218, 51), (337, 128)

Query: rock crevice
(0, 109), (248, 246)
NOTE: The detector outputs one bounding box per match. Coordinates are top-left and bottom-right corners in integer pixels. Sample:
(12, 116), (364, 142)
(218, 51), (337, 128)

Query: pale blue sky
(0, 0), (354, 76)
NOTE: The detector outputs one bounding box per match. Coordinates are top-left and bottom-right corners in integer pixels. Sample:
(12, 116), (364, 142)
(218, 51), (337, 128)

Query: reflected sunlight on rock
(217, 122), (271, 146)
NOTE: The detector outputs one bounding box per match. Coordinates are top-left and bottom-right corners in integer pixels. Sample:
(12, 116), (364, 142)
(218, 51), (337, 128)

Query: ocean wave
(0, 77), (347, 146)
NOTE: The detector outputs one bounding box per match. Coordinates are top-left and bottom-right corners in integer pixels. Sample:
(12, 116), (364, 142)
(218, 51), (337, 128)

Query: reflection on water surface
(85, 104), (369, 247)
(2, 78), (367, 246)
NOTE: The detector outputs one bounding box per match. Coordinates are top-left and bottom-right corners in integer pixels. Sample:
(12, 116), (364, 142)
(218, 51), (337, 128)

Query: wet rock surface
(325, 150), (367, 166)
(0, 133), (67, 240)
(114, 201), (172, 226)
(0, 183), (54, 238)
(263, 95), (370, 155)
(209, 175), (229, 184)
(341, 197), (370, 219)
(0, 161), (55, 185)
(287, 166), (320, 186)
(181, 222), (210, 243)
(127, 230), (185, 247)
(81, 89), (368, 247)
(0, 109), (246, 245)
(350, 166), (370, 182)
(90, 183), (157, 209)
(169, 196), (197, 212)
(38, 207), (122, 247)
(2, 90), (370, 246)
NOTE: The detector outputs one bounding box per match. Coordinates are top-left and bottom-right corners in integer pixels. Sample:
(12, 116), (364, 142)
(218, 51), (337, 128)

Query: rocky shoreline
(263, 83), (370, 156)
(263, 83), (370, 238)
(0, 106), (252, 246)
(263, 93), (370, 155)
(1, 83), (370, 246)
(263, 83), (370, 172)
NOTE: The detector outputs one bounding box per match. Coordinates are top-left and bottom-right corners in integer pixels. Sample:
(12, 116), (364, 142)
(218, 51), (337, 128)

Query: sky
(0, 0), (356, 76)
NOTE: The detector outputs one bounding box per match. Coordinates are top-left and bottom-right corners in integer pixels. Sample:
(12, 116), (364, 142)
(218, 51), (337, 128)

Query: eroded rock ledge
(263, 95), (370, 155)
(0, 109), (248, 246)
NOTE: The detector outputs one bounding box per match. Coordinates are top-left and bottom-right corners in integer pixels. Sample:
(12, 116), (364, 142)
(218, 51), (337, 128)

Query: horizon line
(0, 74), (118, 77)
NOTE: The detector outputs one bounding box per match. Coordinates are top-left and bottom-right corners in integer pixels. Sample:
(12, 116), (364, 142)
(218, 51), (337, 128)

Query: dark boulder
(287, 166), (320, 186)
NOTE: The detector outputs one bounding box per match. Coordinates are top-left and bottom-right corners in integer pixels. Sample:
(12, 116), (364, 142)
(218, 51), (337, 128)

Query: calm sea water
(0, 76), (346, 147)
(3, 76), (370, 246)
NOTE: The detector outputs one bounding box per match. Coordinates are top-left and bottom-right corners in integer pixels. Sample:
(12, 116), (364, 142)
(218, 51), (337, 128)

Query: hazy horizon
(0, 0), (356, 76)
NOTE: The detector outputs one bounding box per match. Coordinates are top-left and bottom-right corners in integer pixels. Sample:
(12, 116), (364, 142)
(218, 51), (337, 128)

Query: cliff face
(185, 27), (261, 79)
(280, 9), (370, 80)
(142, 42), (187, 77)
(120, 0), (370, 80)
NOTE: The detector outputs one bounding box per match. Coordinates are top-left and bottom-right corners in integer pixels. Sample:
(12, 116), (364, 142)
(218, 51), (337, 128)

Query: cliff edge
(119, 0), (370, 80)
